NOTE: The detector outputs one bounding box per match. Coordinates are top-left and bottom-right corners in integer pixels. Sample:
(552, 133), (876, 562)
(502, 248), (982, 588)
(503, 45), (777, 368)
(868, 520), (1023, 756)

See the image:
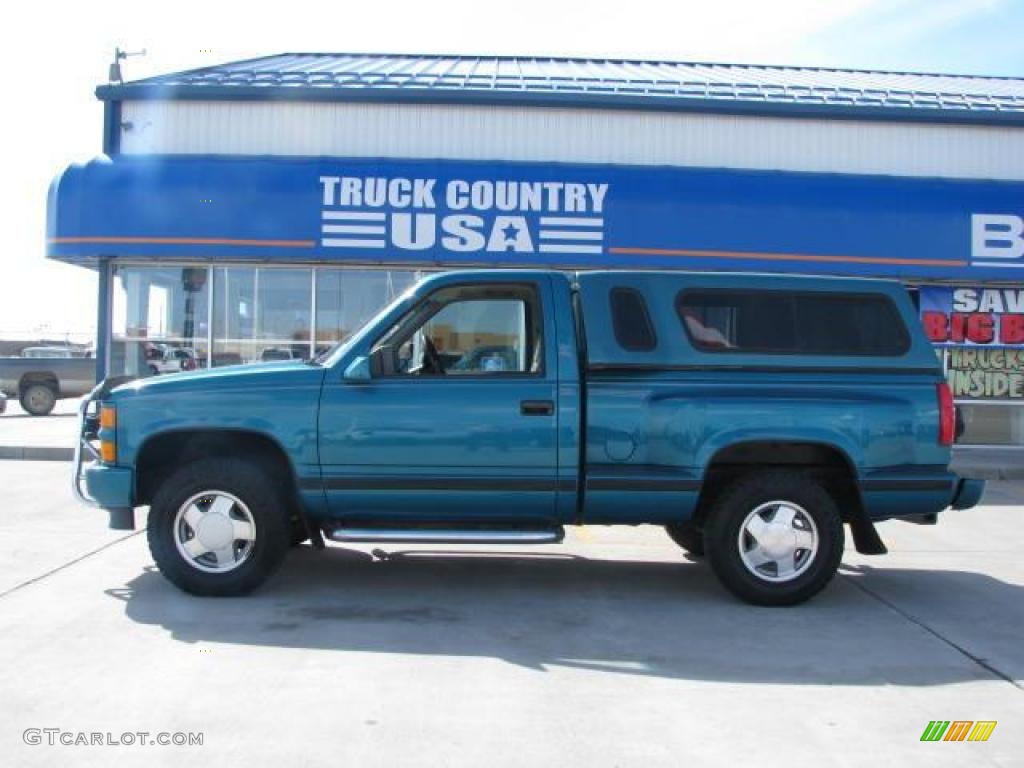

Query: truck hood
(107, 360), (324, 400)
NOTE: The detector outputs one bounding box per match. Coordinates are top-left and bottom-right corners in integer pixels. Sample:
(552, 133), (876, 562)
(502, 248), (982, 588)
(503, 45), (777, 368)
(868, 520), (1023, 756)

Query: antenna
(108, 47), (147, 84)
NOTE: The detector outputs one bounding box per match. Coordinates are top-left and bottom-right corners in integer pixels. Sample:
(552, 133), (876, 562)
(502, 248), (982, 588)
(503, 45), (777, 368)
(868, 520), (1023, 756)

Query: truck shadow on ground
(106, 546), (1023, 686)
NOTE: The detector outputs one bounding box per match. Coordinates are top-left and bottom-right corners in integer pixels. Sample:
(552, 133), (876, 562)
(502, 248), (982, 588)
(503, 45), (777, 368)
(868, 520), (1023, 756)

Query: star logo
(502, 222), (520, 243)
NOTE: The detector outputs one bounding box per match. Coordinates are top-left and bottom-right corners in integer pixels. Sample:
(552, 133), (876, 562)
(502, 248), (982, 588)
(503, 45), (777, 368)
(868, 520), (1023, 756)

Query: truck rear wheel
(665, 521), (704, 556)
(147, 458), (289, 596)
(704, 470), (843, 606)
(20, 383), (56, 416)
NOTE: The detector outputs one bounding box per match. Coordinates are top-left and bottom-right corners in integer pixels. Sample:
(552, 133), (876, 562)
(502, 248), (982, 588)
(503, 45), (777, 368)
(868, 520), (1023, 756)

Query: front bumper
(84, 464), (134, 510)
(73, 386), (135, 530)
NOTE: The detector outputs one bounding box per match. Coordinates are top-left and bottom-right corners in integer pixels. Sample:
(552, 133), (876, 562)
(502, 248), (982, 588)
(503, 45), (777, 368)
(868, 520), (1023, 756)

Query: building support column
(95, 257), (113, 382)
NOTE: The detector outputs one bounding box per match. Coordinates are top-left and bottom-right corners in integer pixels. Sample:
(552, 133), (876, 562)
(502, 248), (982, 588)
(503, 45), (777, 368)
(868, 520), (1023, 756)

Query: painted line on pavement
(842, 573), (1022, 692)
(0, 531), (143, 601)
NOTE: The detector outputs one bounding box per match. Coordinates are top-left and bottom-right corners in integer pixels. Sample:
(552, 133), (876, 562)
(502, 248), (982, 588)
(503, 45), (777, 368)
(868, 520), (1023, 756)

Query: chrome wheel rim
(738, 500), (818, 583)
(173, 491), (256, 573)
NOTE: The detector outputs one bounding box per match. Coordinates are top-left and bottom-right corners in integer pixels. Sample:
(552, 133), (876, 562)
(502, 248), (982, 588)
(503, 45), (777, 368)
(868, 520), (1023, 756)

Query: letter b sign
(972, 214), (1024, 261)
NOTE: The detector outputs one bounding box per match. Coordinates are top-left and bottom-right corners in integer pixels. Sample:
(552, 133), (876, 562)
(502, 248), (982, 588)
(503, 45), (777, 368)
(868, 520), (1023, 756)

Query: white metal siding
(120, 100), (1024, 181)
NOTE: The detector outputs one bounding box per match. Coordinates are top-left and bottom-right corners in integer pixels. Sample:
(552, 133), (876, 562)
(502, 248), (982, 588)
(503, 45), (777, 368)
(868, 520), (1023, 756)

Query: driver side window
(387, 284), (543, 377)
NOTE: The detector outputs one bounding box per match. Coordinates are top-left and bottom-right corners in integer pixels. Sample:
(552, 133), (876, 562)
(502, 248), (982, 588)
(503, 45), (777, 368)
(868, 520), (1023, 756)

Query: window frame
(372, 281), (547, 379)
(675, 288), (911, 358)
(609, 286), (658, 352)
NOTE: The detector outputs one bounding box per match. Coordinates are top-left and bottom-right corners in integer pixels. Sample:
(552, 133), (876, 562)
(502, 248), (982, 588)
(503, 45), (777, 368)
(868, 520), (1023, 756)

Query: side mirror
(343, 355), (371, 383)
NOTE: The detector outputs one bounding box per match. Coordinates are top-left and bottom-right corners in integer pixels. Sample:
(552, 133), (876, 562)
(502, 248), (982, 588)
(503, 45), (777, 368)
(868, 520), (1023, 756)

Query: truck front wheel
(147, 458), (290, 596)
(704, 471), (844, 606)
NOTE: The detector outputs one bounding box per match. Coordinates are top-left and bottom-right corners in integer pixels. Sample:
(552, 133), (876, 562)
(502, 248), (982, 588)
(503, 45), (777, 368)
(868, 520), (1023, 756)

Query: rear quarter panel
(577, 272), (952, 522)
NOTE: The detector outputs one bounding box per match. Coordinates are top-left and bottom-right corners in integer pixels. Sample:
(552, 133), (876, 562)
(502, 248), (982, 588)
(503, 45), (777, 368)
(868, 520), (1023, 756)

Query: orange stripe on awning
(608, 246), (968, 268)
(48, 236), (316, 248)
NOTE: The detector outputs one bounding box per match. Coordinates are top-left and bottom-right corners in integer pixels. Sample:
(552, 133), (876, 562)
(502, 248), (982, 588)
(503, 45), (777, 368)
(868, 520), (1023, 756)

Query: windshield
(311, 286), (419, 366)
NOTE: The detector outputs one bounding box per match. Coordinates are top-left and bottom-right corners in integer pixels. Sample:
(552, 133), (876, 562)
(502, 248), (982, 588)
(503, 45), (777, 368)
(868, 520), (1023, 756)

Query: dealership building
(46, 53), (1024, 449)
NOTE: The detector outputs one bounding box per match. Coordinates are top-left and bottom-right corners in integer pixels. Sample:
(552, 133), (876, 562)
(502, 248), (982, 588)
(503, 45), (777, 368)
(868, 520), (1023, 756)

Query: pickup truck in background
(73, 270), (983, 605)
(1, 354), (95, 415)
(21, 346), (76, 358)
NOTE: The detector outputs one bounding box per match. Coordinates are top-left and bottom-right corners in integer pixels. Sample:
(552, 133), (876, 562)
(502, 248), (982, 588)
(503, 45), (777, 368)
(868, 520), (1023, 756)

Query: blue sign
(47, 155), (1024, 280)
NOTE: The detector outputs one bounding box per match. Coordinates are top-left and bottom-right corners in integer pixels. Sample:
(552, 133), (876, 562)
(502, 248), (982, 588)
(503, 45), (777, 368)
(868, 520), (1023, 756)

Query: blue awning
(46, 154), (1024, 280)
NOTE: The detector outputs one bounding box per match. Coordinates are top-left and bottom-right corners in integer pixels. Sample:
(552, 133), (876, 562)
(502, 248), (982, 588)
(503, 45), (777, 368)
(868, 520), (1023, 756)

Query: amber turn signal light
(100, 405), (117, 429)
(100, 441), (117, 463)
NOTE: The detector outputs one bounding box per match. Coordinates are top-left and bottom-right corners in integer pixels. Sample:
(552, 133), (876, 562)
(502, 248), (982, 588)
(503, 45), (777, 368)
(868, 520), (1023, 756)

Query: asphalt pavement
(0, 460), (1021, 766)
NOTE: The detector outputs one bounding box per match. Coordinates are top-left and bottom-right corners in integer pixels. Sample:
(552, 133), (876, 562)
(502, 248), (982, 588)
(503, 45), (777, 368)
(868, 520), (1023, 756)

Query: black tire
(665, 520), (705, 556)
(147, 458), (290, 596)
(20, 383), (56, 416)
(704, 470), (844, 606)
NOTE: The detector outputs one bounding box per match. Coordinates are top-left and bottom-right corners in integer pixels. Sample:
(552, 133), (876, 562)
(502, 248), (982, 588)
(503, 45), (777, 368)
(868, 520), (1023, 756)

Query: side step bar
(326, 527), (565, 545)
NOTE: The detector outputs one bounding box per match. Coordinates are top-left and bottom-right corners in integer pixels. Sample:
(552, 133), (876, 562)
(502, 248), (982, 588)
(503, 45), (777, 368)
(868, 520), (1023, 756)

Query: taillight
(937, 382), (955, 446)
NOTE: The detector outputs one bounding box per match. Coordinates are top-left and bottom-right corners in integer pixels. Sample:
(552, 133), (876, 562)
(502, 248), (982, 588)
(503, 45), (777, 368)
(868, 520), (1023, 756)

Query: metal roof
(96, 52), (1024, 126)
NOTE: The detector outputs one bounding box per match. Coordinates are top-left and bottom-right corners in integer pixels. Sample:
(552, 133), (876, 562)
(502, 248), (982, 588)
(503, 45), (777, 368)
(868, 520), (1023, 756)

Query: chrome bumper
(72, 393), (101, 507)
(72, 380), (137, 530)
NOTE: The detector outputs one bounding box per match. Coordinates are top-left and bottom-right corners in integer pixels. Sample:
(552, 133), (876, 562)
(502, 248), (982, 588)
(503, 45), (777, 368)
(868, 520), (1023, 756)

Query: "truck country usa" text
(317, 176), (609, 255)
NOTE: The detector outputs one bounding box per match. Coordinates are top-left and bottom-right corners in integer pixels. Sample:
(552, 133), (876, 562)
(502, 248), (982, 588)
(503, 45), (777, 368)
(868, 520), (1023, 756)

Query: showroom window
(940, 345), (1024, 446)
(213, 267), (313, 367)
(110, 264), (423, 377)
(315, 269), (418, 356)
(920, 284), (1024, 447)
(111, 265), (211, 378)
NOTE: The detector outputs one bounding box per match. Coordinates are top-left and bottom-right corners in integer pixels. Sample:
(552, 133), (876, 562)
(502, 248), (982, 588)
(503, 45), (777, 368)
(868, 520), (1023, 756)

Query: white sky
(0, 0), (1016, 341)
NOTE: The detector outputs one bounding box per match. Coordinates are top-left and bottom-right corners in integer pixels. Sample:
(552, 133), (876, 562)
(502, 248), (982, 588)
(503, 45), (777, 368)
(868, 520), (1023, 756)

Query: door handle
(520, 400), (554, 416)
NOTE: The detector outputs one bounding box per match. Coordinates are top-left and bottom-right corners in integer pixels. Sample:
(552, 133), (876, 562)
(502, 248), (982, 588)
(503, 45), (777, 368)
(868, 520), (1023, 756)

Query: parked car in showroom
(0, 354), (95, 415)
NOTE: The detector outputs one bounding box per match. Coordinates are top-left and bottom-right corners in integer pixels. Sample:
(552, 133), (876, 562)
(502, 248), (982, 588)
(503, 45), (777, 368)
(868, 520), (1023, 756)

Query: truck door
(317, 276), (561, 523)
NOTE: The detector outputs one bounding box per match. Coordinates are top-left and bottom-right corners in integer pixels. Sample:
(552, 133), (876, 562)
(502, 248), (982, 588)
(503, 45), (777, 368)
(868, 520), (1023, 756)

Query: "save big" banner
(921, 286), (1024, 399)
(920, 286), (1024, 347)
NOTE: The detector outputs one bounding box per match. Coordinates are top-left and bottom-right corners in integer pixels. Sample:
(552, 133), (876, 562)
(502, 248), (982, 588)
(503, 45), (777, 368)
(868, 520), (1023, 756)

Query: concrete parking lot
(0, 460), (1021, 767)
(0, 397), (80, 460)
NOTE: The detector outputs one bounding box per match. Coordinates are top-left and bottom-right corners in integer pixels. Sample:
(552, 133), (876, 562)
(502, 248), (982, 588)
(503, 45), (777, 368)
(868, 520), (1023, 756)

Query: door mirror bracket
(343, 355), (371, 383)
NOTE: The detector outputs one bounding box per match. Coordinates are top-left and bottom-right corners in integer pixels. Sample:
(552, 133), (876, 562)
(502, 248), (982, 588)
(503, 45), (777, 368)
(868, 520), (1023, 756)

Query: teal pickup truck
(74, 270), (983, 605)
